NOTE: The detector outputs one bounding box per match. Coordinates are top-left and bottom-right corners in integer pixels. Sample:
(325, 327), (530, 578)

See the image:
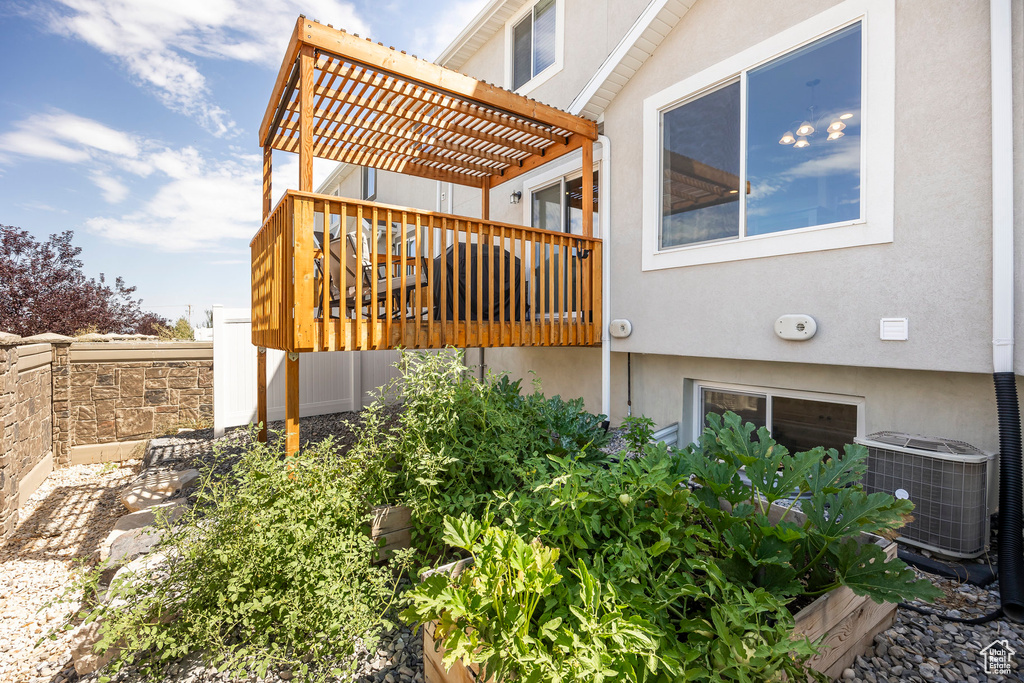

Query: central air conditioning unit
(855, 432), (995, 559)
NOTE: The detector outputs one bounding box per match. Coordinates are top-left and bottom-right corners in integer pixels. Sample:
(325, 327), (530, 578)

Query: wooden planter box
(370, 504), (412, 562)
(421, 502), (897, 683)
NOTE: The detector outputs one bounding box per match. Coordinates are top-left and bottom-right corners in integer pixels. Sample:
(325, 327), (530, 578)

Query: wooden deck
(251, 191), (602, 353)
(252, 17), (602, 452)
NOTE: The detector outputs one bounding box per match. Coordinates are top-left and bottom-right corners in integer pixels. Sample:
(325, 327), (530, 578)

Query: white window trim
(504, 0), (565, 95)
(521, 148), (603, 233)
(642, 0), (895, 271)
(691, 380), (866, 444)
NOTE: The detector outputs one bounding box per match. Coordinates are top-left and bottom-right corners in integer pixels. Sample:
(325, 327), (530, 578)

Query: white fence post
(214, 307), (367, 435)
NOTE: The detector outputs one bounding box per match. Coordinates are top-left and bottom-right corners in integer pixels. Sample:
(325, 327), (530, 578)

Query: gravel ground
(4, 414), (1024, 683)
(0, 458), (141, 683)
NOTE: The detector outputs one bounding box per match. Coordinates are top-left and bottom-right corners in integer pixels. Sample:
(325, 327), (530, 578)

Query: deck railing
(251, 190), (602, 352)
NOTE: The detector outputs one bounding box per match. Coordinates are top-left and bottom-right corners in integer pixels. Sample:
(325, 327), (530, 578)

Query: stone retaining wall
(67, 343), (213, 463)
(0, 340), (58, 540)
(0, 337), (213, 542)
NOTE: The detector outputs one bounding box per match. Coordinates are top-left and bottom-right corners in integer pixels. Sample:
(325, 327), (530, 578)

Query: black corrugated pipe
(995, 372), (1024, 623)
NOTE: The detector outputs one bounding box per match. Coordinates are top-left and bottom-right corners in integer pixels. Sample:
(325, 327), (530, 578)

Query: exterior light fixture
(794, 136), (810, 148)
(510, 190), (522, 204)
(779, 131), (796, 145)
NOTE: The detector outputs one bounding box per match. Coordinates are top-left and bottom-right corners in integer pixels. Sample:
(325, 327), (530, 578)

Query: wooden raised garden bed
(370, 504), (411, 563)
(420, 503), (897, 683)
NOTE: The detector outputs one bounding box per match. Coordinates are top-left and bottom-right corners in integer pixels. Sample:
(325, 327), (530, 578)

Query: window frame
(361, 166), (377, 201)
(521, 148), (602, 235)
(642, 0), (894, 271)
(505, 0), (565, 95)
(691, 380), (866, 447)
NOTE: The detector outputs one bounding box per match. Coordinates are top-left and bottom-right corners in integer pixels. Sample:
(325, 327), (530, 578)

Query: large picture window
(661, 23), (861, 248)
(642, 0), (893, 269)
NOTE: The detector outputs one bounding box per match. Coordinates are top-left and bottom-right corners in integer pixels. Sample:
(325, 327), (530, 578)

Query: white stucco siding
(599, 0), (1002, 374)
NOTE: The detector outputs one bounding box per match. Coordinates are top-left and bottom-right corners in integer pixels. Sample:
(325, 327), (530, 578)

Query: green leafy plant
(403, 514), (668, 683)
(678, 411), (942, 605)
(350, 350), (610, 559)
(75, 429), (412, 682)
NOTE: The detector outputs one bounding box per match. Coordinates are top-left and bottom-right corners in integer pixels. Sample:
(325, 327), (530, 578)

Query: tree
(0, 225), (169, 337)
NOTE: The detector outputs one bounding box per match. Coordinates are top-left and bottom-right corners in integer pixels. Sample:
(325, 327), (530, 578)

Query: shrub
(350, 350), (609, 559)
(81, 431), (410, 682)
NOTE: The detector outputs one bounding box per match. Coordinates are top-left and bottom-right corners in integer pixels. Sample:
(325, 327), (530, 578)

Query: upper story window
(508, 0), (562, 93)
(642, 0), (894, 270)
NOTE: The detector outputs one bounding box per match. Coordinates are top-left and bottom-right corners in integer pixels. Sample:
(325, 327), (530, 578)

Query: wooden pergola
(253, 16), (601, 454)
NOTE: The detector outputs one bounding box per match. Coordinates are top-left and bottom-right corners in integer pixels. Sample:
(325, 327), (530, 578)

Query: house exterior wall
(602, 0), (998, 375)
(478, 0), (1023, 460)
(314, 0), (1022, 459)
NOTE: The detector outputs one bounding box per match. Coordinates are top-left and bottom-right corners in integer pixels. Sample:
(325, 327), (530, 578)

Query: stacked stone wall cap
(20, 332), (74, 344)
(119, 469), (200, 512)
(0, 332), (22, 345)
(100, 501), (186, 561)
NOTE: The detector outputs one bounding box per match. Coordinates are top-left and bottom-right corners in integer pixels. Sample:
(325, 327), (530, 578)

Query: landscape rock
(119, 469), (200, 511)
(107, 526), (166, 566)
(100, 501), (185, 561)
(69, 621), (119, 676)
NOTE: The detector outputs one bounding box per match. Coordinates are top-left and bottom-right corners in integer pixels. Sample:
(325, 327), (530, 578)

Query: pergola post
(283, 43), (316, 457)
(481, 176), (490, 220)
(257, 144), (271, 443)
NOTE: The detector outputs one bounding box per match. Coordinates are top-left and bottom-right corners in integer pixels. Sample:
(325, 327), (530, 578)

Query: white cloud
(85, 153), (262, 251)
(410, 0), (490, 61)
(1, 109), (339, 252)
(0, 111), (139, 165)
(37, 0), (371, 136)
(90, 172), (129, 203)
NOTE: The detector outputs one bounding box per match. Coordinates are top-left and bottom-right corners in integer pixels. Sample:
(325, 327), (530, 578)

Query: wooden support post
(481, 176), (490, 221)
(257, 347), (268, 441)
(582, 141), (594, 238)
(257, 145), (272, 443)
(299, 44), (315, 192)
(285, 351), (300, 456)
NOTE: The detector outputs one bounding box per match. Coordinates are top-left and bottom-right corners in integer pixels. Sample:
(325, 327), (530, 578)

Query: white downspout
(992, 0), (1014, 373)
(598, 134), (612, 419)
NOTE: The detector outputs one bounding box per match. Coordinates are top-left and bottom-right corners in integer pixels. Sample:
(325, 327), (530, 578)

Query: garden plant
(62, 352), (940, 683)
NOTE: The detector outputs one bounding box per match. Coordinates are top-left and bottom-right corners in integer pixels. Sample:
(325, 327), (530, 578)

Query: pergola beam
(295, 19), (598, 139)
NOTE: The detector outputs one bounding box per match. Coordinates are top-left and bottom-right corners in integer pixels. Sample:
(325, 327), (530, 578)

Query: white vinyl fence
(212, 306), (404, 437)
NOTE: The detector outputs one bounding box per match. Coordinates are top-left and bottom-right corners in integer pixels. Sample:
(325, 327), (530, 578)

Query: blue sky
(0, 0), (488, 327)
